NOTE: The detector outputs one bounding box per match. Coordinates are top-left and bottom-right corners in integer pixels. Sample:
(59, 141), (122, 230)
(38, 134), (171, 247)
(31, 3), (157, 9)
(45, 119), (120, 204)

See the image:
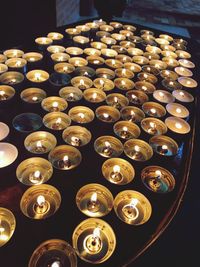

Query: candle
(0, 143), (18, 168)
(0, 64), (8, 74)
(105, 58), (123, 69)
(146, 46), (161, 54)
(26, 70), (49, 83)
(161, 44), (176, 51)
(84, 48), (101, 56)
(95, 105), (120, 123)
(51, 52), (70, 63)
(172, 89), (194, 103)
(165, 116), (190, 134)
(0, 71), (24, 85)
(106, 93), (129, 109)
(114, 120), (141, 139)
(68, 57), (88, 67)
(73, 35), (90, 45)
(114, 190), (152, 225)
(94, 136), (123, 158)
(47, 45), (65, 54)
(114, 78), (135, 91)
(123, 24), (136, 31)
(0, 85), (15, 101)
(149, 59), (167, 70)
(115, 68), (134, 79)
(153, 90), (175, 103)
(20, 88), (46, 103)
(48, 145), (82, 170)
(43, 112), (71, 130)
(162, 57), (179, 68)
(174, 66), (193, 77)
(96, 68), (115, 79)
(47, 32), (64, 41)
(28, 239), (77, 267)
(126, 90), (149, 106)
(159, 34), (173, 42)
(155, 38), (169, 45)
(35, 37), (53, 46)
(141, 166), (175, 193)
(16, 157), (53, 185)
(127, 47), (143, 56)
(76, 183), (113, 217)
(132, 55), (149, 65)
(3, 49), (24, 58)
(86, 55), (105, 67)
(178, 77), (197, 88)
(0, 122), (9, 141)
(100, 25), (114, 32)
(141, 118), (167, 135)
(72, 218), (116, 263)
(135, 81), (156, 94)
(0, 208), (16, 247)
(137, 72), (157, 84)
(142, 101), (166, 118)
(120, 40), (135, 49)
(59, 86), (83, 102)
(166, 103), (189, 118)
(101, 48), (118, 58)
(178, 59), (195, 68)
(124, 139), (153, 161)
(90, 41), (107, 50)
(83, 88), (106, 103)
(160, 70), (178, 80)
(120, 106), (145, 123)
(149, 135), (178, 157)
(161, 79), (182, 91)
(41, 96), (68, 112)
(24, 131), (57, 154)
(93, 78), (114, 91)
(23, 52), (43, 63)
(68, 106), (94, 124)
(0, 54), (7, 63)
(176, 50), (191, 59)
(101, 37), (117, 45)
(62, 126), (91, 147)
(66, 47), (83, 56)
(71, 76), (93, 90)
(20, 184), (61, 219)
(54, 62), (75, 74)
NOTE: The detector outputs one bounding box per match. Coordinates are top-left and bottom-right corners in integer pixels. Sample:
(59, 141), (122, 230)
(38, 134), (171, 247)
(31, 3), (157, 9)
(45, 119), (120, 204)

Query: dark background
(0, 1), (199, 266)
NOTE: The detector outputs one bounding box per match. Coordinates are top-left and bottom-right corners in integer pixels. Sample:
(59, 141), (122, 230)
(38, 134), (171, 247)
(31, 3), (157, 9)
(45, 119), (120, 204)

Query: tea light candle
(0, 54), (7, 63)
(113, 120), (141, 139)
(54, 62), (75, 74)
(24, 131), (57, 154)
(173, 42), (186, 50)
(96, 31), (111, 39)
(73, 35), (90, 46)
(90, 41), (107, 50)
(114, 78), (135, 91)
(0, 208), (16, 247)
(62, 126), (91, 147)
(165, 116), (190, 134)
(127, 47), (143, 56)
(172, 89), (194, 103)
(76, 25), (91, 35)
(155, 38), (169, 45)
(166, 103), (189, 118)
(126, 90), (149, 105)
(141, 166), (175, 193)
(16, 157), (53, 185)
(0, 143), (18, 168)
(106, 93), (129, 109)
(124, 139), (153, 161)
(48, 145), (82, 170)
(133, 55), (149, 65)
(161, 50), (177, 58)
(23, 52), (43, 63)
(161, 79), (182, 91)
(83, 88), (106, 103)
(0, 64), (8, 74)
(41, 96), (68, 112)
(174, 38), (188, 46)
(102, 158), (135, 185)
(68, 57), (88, 67)
(86, 55), (105, 67)
(141, 118), (167, 135)
(101, 48), (118, 58)
(28, 239), (77, 267)
(100, 25), (114, 32)
(149, 60), (167, 70)
(76, 183), (113, 217)
(142, 101), (166, 118)
(162, 57), (179, 68)
(161, 44), (176, 51)
(153, 90), (175, 103)
(59, 86), (83, 102)
(178, 77), (197, 88)
(66, 47), (83, 56)
(111, 33), (126, 41)
(84, 48), (101, 56)
(51, 52), (70, 63)
(178, 59), (195, 68)
(0, 122), (9, 141)
(68, 106), (94, 124)
(71, 76), (93, 90)
(137, 72), (158, 84)
(26, 70), (49, 83)
(115, 68), (134, 79)
(5, 58), (27, 70)
(20, 88), (46, 103)
(120, 106), (145, 123)
(72, 218), (116, 264)
(143, 52), (160, 60)
(160, 70), (178, 80)
(47, 32), (64, 41)
(135, 81), (156, 94)
(128, 35), (143, 44)
(114, 190), (152, 225)
(96, 68), (115, 79)
(94, 136), (123, 158)
(110, 21), (123, 29)
(149, 135), (178, 157)
(174, 66), (193, 77)
(65, 28), (81, 38)
(74, 66), (95, 79)
(43, 112), (71, 130)
(111, 45), (127, 54)
(93, 78), (114, 91)
(145, 46), (161, 54)
(3, 49), (24, 58)
(47, 45), (65, 54)
(124, 62), (142, 73)
(120, 41), (135, 49)
(175, 50), (191, 59)
(119, 30), (134, 38)
(100, 37), (117, 45)
(95, 105), (120, 123)
(0, 71), (24, 85)
(123, 24), (137, 32)
(142, 65), (160, 76)
(105, 59), (123, 69)
(35, 37), (53, 47)
(0, 85), (15, 101)
(20, 184), (61, 219)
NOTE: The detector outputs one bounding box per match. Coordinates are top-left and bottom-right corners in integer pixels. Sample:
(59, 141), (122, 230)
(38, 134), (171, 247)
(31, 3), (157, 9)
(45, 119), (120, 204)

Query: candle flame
(84, 71), (89, 76)
(34, 170), (41, 178)
(51, 261), (61, 267)
(159, 92), (164, 97)
(36, 141), (42, 148)
(93, 228), (100, 238)
(130, 198), (138, 207)
(78, 112), (85, 119)
(91, 192), (97, 202)
(122, 69), (126, 75)
(80, 79), (85, 86)
(105, 141), (111, 147)
(56, 117), (62, 124)
(122, 126), (128, 132)
(93, 60), (100, 64)
(162, 145), (168, 150)
(150, 108), (156, 114)
(176, 108), (182, 113)
(15, 60), (21, 67)
(35, 72), (41, 80)
(121, 80), (126, 86)
(175, 122), (182, 129)
(32, 96), (38, 101)
(134, 145), (140, 152)
(0, 91), (5, 96)
(99, 79), (105, 86)
(114, 96), (118, 102)
(142, 86), (147, 91)
(111, 59), (115, 65)
(113, 165), (121, 173)
(155, 170), (162, 177)
(52, 101), (59, 108)
(103, 113), (109, 118)
(75, 60), (80, 65)
(92, 92), (97, 99)
(150, 122), (156, 128)
(63, 155), (69, 161)
(37, 195), (46, 206)
(180, 91), (185, 96)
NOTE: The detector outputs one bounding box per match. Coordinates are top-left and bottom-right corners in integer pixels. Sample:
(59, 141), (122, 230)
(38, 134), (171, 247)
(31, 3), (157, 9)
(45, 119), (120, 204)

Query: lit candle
(29, 170), (43, 184)
(87, 193), (100, 213)
(103, 141), (113, 157)
(110, 165), (123, 183)
(58, 155), (71, 169)
(122, 199), (139, 221)
(52, 117), (62, 129)
(34, 195), (49, 214)
(0, 208), (16, 247)
(83, 228), (102, 254)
